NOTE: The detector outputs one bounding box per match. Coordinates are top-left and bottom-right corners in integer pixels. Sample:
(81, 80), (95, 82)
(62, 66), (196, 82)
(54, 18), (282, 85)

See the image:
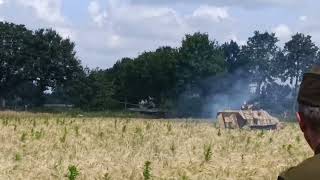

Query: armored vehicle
(217, 109), (282, 130)
(128, 97), (166, 118)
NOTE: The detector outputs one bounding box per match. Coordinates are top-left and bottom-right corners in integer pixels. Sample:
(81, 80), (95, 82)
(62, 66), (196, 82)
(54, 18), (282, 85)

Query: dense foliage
(1, 22), (319, 117)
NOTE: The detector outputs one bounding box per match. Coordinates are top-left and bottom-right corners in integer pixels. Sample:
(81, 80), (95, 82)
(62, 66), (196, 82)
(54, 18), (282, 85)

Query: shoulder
(279, 155), (320, 180)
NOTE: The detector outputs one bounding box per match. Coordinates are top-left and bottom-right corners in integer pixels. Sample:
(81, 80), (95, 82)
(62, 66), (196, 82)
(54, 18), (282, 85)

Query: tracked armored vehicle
(217, 109), (282, 130)
(128, 97), (166, 118)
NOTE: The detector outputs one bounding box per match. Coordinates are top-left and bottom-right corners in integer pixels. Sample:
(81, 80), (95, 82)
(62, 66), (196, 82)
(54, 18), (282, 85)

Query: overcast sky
(1, 0), (319, 68)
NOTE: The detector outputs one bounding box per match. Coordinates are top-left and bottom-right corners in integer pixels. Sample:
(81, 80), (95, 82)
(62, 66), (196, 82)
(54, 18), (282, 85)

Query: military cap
(297, 64), (320, 107)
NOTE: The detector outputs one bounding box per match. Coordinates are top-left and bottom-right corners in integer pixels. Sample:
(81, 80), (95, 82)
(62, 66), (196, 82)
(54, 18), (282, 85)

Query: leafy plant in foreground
(20, 132), (27, 142)
(204, 144), (213, 162)
(122, 125), (127, 133)
(74, 126), (80, 137)
(104, 173), (111, 180)
(67, 165), (79, 180)
(60, 127), (68, 143)
(167, 123), (172, 133)
(143, 161), (152, 180)
(170, 141), (176, 154)
(15, 153), (22, 161)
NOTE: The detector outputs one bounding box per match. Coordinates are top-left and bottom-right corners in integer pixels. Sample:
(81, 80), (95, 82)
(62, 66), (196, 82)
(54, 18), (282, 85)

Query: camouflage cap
(298, 64), (320, 107)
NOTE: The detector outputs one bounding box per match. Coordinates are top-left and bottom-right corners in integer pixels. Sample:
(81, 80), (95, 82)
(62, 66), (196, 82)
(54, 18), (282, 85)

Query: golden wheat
(0, 111), (313, 180)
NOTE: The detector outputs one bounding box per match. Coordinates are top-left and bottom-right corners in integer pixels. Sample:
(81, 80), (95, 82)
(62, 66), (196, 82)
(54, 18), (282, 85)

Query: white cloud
(273, 24), (292, 42)
(16, 0), (64, 24)
(299, 15), (307, 22)
(56, 27), (76, 40)
(14, 0), (75, 44)
(225, 34), (246, 46)
(88, 1), (100, 14)
(88, 1), (108, 27)
(225, 0), (300, 7)
(192, 5), (229, 22)
(131, 0), (301, 9)
(107, 3), (187, 40)
(104, 3), (230, 41)
(82, 1), (235, 67)
(105, 34), (123, 48)
(3, 0), (306, 69)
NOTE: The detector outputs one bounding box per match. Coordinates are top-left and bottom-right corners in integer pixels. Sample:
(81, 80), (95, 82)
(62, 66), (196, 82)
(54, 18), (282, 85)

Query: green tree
(221, 40), (242, 73)
(70, 68), (116, 110)
(177, 32), (226, 94)
(0, 22), (33, 107)
(282, 33), (319, 111)
(134, 47), (178, 104)
(111, 47), (178, 107)
(174, 32), (226, 117)
(0, 23), (83, 107)
(283, 33), (319, 95)
(87, 69), (115, 110)
(242, 31), (280, 96)
(111, 57), (139, 105)
(30, 28), (83, 105)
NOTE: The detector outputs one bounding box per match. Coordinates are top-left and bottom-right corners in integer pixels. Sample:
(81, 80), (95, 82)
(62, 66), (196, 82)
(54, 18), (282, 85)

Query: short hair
(299, 103), (320, 132)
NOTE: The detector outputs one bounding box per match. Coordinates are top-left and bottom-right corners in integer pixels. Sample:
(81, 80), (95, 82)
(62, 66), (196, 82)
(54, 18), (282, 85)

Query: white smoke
(202, 71), (255, 119)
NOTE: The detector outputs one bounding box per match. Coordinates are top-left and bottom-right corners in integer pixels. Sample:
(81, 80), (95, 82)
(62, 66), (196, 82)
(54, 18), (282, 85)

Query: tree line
(0, 22), (319, 117)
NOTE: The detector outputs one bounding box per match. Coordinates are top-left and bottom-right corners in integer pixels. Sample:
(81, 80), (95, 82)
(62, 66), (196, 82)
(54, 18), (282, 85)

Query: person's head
(297, 65), (320, 152)
(297, 104), (320, 150)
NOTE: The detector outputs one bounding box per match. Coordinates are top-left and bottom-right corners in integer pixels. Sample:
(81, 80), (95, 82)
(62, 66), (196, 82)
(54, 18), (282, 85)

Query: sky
(0, 0), (319, 68)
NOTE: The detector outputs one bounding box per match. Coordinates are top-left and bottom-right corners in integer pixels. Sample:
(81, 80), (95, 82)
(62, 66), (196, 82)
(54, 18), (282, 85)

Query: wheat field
(0, 111), (313, 180)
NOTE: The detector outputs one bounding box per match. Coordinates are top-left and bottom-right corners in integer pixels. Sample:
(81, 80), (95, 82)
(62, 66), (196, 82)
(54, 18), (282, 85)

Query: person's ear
(297, 112), (306, 132)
